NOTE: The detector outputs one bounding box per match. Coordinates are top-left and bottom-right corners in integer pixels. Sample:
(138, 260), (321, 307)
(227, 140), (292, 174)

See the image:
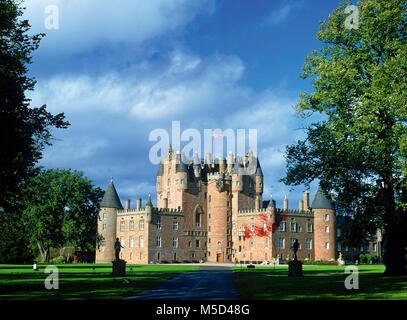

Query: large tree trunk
(382, 173), (407, 275)
(37, 243), (48, 263)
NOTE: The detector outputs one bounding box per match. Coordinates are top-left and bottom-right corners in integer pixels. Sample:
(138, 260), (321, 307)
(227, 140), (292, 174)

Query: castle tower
(255, 157), (263, 206)
(207, 172), (232, 262)
(312, 186), (336, 261)
(96, 179), (123, 263)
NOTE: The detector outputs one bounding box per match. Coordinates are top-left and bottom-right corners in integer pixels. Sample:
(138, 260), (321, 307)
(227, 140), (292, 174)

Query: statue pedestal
(112, 259), (126, 276)
(288, 260), (303, 277)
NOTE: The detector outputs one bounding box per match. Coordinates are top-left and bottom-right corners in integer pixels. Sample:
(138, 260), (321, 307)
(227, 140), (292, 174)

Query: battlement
(154, 207), (184, 215)
(237, 207), (312, 216)
(117, 206), (184, 216)
(117, 207), (147, 215)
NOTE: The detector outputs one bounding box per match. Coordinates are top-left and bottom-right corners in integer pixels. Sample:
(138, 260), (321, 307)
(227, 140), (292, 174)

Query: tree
(21, 169), (104, 262)
(281, 0), (407, 275)
(0, 0), (69, 213)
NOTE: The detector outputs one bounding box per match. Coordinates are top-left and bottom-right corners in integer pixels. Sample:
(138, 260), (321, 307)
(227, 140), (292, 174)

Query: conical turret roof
(100, 180), (123, 209)
(311, 186), (333, 210)
(255, 158), (263, 177)
(157, 161), (164, 176)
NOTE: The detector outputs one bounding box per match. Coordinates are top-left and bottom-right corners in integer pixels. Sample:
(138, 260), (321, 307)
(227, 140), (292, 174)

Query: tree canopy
(281, 0), (407, 275)
(21, 169), (104, 262)
(0, 0), (69, 213)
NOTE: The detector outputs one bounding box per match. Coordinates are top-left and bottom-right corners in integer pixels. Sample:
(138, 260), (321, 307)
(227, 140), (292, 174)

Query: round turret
(312, 186), (336, 261)
(96, 179), (123, 263)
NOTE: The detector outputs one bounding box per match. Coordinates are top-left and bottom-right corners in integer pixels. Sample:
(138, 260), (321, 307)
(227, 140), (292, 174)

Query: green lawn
(0, 263), (199, 300)
(233, 264), (407, 300)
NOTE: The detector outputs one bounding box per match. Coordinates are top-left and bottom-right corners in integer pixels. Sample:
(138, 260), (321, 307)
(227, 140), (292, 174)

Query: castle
(95, 147), (341, 264)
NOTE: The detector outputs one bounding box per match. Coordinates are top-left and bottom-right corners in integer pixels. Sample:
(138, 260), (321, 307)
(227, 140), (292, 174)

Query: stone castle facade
(95, 148), (338, 264)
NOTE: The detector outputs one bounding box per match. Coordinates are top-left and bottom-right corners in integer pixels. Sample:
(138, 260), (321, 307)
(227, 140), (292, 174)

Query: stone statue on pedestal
(112, 238), (126, 276)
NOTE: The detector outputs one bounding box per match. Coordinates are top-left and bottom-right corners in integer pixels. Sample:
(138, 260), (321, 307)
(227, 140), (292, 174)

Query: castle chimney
(283, 194), (288, 210)
(219, 157), (226, 173)
(303, 190), (309, 210)
(204, 150), (212, 165)
(125, 199), (130, 210)
(299, 199), (304, 211)
(137, 198), (141, 209)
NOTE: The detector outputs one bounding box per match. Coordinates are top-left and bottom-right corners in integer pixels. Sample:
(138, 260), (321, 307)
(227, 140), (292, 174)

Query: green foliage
(0, 0), (69, 213)
(281, 0), (407, 274)
(302, 260), (339, 265)
(49, 256), (66, 264)
(21, 168), (104, 262)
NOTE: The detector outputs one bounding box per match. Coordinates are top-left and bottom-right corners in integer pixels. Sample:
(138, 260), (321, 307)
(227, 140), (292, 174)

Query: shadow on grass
(234, 273), (407, 300)
(0, 274), (173, 300)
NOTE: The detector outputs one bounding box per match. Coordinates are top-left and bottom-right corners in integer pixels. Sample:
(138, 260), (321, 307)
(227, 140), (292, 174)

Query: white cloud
(262, 0), (304, 26)
(23, 0), (215, 55)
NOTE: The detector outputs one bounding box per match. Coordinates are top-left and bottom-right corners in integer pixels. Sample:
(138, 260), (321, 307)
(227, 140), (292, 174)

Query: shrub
(302, 260), (338, 265)
(50, 256), (66, 264)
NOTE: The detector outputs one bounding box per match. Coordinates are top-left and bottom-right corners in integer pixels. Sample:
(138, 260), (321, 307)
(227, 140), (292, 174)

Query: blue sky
(23, 0), (349, 209)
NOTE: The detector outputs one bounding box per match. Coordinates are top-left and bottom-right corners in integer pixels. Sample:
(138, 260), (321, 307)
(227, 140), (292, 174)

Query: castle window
(298, 225), (302, 232)
(346, 245), (349, 252)
(188, 241), (192, 248)
(290, 238), (296, 249)
(232, 222), (236, 229)
(129, 220), (134, 231)
(306, 239), (312, 250)
(180, 179), (184, 184)
(173, 221), (178, 230)
(120, 221), (125, 231)
(265, 238), (269, 249)
(129, 236), (134, 248)
(139, 236), (144, 248)
(250, 224), (254, 232)
(173, 237), (178, 248)
(360, 245), (364, 252)
(280, 222), (286, 232)
(139, 220), (144, 231)
(217, 241), (221, 250)
(204, 241), (207, 248)
(325, 242), (329, 249)
(250, 239), (253, 249)
(325, 226), (329, 233)
(263, 223), (267, 231)
(103, 212), (107, 220)
(120, 237), (125, 247)
(101, 241), (106, 248)
(156, 236), (161, 248)
(372, 243), (377, 252)
(204, 192), (207, 199)
(209, 195), (211, 202)
(307, 223), (313, 232)
(337, 228), (341, 237)
(337, 243), (342, 252)
(196, 240), (200, 248)
(168, 167), (171, 174)
(195, 211), (201, 228)
(157, 219), (161, 230)
(290, 222), (296, 232)
(325, 214), (329, 221)
(102, 224), (106, 231)
(168, 179), (171, 186)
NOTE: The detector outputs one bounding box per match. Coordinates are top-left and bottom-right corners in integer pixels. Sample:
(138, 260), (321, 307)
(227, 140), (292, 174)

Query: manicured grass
(0, 263), (199, 300)
(233, 264), (407, 300)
